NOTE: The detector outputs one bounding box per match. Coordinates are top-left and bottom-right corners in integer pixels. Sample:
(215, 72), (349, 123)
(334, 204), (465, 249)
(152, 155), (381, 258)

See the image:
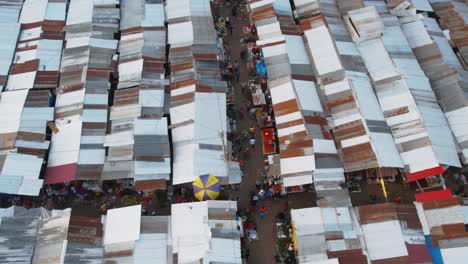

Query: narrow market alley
(222, 4), (315, 263)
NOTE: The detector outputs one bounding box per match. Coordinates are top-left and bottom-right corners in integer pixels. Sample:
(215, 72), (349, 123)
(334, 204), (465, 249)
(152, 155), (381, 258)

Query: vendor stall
(251, 84), (266, 105)
(253, 108), (272, 128)
(261, 128), (276, 155)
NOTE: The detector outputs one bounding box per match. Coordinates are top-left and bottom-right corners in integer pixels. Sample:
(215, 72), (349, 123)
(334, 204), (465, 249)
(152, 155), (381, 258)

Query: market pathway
(225, 7), (315, 263)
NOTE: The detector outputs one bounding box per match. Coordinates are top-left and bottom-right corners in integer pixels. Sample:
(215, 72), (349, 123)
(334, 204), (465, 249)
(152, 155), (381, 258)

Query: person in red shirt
(259, 206), (267, 218)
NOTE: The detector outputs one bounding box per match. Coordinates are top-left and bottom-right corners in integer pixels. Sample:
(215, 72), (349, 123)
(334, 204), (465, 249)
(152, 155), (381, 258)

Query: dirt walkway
(225, 12), (315, 263)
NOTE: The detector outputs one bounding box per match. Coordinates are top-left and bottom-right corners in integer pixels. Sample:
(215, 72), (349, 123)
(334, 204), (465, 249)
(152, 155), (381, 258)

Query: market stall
(261, 128), (276, 155)
(251, 84), (266, 105)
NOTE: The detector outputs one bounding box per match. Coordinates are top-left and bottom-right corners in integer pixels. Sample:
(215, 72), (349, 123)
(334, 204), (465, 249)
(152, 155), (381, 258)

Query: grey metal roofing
(136, 216), (172, 263)
(0, 23), (20, 88)
(0, 90), (52, 196)
(37, 39), (63, 71)
(32, 211), (71, 264)
(120, 0), (144, 30)
(45, 1), (66, 21)
(0, 207), (69, 264)
(0, 216), (39, 263)
(142, 3), (165, 27)
(0, 0), (22, 23)
(64, 244), (104, 264)
(134, 135), (170, 156)
(192, 16), (218, 45)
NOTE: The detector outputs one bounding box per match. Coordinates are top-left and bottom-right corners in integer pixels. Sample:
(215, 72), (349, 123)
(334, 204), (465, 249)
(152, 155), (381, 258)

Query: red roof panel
(407, 165), (444, 182)
(415, 189), (453, 203)
(45, 163), (77, 184)
(406, 243), (432, 264)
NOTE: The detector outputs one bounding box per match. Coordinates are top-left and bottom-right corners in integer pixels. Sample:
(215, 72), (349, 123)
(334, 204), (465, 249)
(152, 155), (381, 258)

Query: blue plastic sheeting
(425, 235), (444, 264)
(256, 61), (267, 78)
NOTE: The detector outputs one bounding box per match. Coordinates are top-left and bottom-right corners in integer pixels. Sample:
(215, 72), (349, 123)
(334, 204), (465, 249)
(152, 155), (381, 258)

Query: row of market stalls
(102, 0), (171, 192)
(244, 0), (468, 194)
(166, 0), (232, 186)
(0, 200), (242, 263)
(0, 0), (235, 197)
(246, 0), (351, 206)
(0, 0), (65, 196)
(291, 193), (468, 264)
(45, 0), (119, 184)
(243, 0), (468, 263)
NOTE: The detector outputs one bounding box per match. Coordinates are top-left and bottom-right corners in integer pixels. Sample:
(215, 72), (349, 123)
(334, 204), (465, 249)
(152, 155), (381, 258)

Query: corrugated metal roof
(142, 4), (165, 27)
(36, 39), (63, 71)
(66, 0), (93, 26)
(0, 0), (22, 23)
(133, 216), (171, 264)
(291, 206), (364, 263)
(361, 220), (409, 261)
(0, 214), (40, 262)
(252, 0), (319, 185)
(32, 210), (71, 264)
(0, 207), (69, 263)
(45, 2), (67, 21)
(172, 201), (241, 264)
(382, 18), (460, 168)
(0, 23), (20, 89)
(0, 89), (28, 134)
(19, 0), (47, 24)
(46, 120), (82, 183)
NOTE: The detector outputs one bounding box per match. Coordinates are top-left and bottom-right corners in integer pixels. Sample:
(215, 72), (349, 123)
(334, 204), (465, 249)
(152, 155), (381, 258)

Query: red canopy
(415, 189), (453, 202)
(261, 128), (275, 154)
(406, 165), (444, 182)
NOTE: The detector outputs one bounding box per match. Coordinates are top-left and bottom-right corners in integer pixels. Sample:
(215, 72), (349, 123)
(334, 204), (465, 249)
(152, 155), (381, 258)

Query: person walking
(259, 205), (268, 218)
(255, 180), (262, 190)
(252, 194), (258, 206)
(241, 81), (247, 95)
(258, 189), (265, 200)
(249, 125), (255, 137)
(232, 4), (238, 17)
(249, 137), (256, 149)
(233, 60), (239, 71)
(235, 69), (240, 82)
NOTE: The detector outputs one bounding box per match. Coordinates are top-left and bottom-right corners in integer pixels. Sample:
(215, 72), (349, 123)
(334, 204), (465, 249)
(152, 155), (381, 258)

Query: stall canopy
(171, 201), (242, 264)
(291, 207), (366, 263)
(167, 0), (229, 186)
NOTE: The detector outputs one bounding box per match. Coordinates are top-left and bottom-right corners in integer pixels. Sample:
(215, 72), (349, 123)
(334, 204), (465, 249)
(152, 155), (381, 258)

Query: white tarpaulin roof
(171, 202), (211, 263)
(104, 205), (142, 245)
(361, 220), (408, 261)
